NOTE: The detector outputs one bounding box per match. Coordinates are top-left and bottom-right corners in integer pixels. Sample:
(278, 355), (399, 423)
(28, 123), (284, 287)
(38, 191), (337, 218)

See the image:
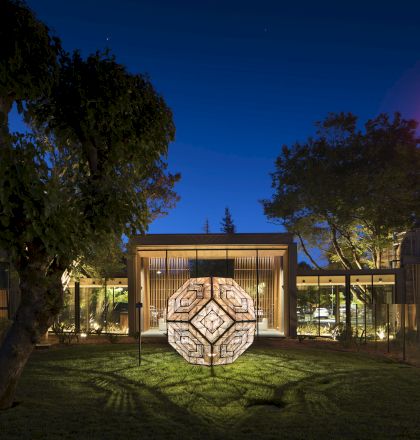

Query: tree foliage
(0, 0), (60, 135)
(0, 0), (179, 409)
(263, 112), (420, 269)
(72, 235), (126, 281)
(220, 207), (236, 234)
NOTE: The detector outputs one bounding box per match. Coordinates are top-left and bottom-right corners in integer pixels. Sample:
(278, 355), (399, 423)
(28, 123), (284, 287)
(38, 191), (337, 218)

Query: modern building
(127, 233), (297, 337)
(0, 233), (412, 339)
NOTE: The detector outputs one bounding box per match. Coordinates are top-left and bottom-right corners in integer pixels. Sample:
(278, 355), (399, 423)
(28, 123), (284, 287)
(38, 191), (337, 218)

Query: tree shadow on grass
(10, 344), (420, 440)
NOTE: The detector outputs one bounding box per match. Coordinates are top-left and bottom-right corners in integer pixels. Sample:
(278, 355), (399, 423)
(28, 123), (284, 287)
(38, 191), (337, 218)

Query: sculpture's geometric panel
(167, 322), (210, 365)
(216, 322), (255, 364)
(214, 277), (256, 322)
(191, 300), (234, 343)
(167, 277), (256, 366)
(167, 277), (211, 322)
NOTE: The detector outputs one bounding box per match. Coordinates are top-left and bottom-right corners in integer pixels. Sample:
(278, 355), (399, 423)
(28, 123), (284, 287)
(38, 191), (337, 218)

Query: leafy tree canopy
(0, 0), (179, 409)
(0, 0), (60, 132)
(1, 49), (179, 270)
(71, 235), (126, 281)
(263, 112), (420, 269)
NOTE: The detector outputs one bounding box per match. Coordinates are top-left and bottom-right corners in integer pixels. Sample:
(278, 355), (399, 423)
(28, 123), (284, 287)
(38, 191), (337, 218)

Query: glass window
(146, 249), (282, 332)
(149, 257), (190, 329)
(297, 276), (319, 335)
(350, 275), (372, 338)
(233, 254), (277, 330)
(107, 286), (129, 334)
(373, 274), (395, 304)
(319, 276), (345, 337)
(57, 287), (75, 329)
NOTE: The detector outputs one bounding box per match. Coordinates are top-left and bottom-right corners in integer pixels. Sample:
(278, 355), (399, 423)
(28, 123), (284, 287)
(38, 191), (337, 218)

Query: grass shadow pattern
(1, 342), (420, 439)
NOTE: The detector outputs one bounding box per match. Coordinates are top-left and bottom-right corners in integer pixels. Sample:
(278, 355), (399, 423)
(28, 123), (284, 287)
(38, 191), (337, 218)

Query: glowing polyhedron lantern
(167, 277), (256, 366)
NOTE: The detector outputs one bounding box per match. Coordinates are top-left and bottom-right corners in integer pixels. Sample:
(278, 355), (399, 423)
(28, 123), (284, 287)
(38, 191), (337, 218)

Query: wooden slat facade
(148, 258), (190, 328)
(146, 256), (281, 330)
(233, 257), (278, 328)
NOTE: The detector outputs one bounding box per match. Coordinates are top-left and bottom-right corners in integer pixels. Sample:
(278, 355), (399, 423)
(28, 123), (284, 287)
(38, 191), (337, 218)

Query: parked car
(313, 307), (330, 319)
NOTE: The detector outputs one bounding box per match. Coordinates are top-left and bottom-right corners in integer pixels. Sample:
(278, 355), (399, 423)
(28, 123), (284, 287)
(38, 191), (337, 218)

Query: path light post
(136, 302), (142, 366)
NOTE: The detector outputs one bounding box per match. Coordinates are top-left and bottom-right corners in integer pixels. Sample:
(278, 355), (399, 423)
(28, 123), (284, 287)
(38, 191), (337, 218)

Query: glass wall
(233, 256), (277, 331)
(297, 276), (318, 336)
(297, 275), (345, 336)
(57, 286), (76, 329)
(80, 284), (128, 334)
(319, 276), (346, 336)
(350, 275), (372, 341)
(145, 249), (283, 333)
(297, 273), (396, 339)
(373, 274), (395, 304)
(149, 258), (190, 329)
(55, 279), (128, 334)
(109, 286), (129, 333)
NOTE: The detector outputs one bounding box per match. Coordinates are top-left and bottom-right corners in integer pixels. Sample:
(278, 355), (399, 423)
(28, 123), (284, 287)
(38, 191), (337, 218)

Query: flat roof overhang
(129, 233), (293, 258)
(297, 268), (402, 276)
(296, 268), (403, 288)
(68, 278), (128, 288)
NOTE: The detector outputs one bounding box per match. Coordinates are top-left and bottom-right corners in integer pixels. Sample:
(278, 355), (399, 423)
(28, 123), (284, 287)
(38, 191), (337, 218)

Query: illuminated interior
(129, 241), (293, 337)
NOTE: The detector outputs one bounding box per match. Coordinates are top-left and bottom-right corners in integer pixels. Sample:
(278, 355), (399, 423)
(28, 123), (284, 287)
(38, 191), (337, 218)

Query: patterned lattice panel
(167, 277), (256, 366)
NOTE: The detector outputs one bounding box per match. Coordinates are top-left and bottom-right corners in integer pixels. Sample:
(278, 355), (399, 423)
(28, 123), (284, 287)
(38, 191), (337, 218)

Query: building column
(345, 274), (351, 334)
(75, 281), (80, 333)
(128, 247), (138, 335)
(283, 243), (297, 337)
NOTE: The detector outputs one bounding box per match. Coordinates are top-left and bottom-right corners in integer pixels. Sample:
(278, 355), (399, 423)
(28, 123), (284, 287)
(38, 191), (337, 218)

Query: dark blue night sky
(12, 1), (420, 260)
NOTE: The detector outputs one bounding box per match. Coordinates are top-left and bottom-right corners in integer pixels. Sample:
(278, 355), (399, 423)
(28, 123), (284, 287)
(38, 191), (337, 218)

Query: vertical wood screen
(234, 257), (277, 328)
(148, 256), (279, 330)
(149, 258), (190, 328)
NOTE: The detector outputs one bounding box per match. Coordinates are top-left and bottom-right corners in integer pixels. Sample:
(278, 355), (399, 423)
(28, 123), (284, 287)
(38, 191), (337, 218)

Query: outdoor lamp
(167, 277), (256, 366)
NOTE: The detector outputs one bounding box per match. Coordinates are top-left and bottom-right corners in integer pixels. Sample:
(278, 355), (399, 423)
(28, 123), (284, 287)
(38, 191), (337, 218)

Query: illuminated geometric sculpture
(167, 277), (256, 365)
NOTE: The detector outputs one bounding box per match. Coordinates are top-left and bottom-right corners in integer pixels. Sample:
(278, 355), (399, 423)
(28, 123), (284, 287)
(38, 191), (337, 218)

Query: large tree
(263, 112), (420, 336)
(263, 112), (420, 272)
(0, 0), (179, 409)
(0, 0), (60, 143)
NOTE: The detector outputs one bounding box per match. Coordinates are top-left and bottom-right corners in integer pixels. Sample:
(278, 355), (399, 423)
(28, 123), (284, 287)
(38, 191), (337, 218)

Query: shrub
(51, 321), (79, 345)
(297, 322), (318, 336)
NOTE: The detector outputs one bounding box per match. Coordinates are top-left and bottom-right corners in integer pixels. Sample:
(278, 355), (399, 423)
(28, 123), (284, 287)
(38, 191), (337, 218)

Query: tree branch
(339, 231), (363, 269)
(330, 226), (353, 269)
(296, 232), (323, 270)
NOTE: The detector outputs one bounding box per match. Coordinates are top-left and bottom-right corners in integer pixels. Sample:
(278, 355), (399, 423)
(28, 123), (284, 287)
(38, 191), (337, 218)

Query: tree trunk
(331, 227), (353, 270)
(0, 95), (13, 147)
(0, 264), (63, 410)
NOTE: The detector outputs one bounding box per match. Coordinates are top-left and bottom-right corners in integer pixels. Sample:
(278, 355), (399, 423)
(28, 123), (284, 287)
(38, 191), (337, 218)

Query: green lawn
(1, 342), (420, 439)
